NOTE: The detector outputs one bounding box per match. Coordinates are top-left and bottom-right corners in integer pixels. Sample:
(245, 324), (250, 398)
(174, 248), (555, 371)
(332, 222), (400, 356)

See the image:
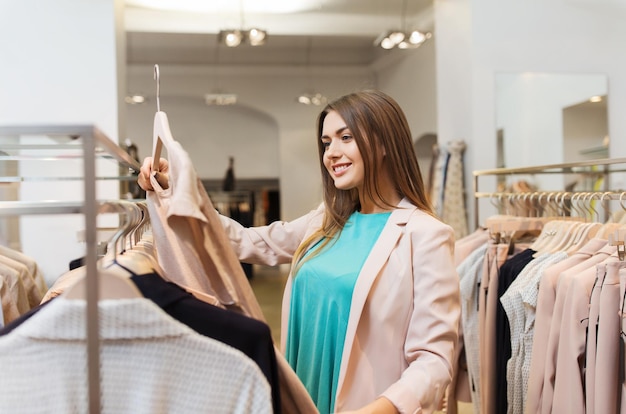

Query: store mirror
(495, 72), (608, 190)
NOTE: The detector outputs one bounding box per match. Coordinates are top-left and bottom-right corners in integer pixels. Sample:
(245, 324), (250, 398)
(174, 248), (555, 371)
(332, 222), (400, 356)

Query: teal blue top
(285, 211), (391, 413)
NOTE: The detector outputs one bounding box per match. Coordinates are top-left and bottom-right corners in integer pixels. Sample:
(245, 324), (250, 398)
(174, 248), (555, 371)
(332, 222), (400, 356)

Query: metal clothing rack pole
(0, 124), (141, 414)
(473, 157), (626, 228)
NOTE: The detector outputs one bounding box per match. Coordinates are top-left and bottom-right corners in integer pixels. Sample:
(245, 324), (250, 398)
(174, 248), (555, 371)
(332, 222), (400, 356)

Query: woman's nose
(326, 139), (340, 156)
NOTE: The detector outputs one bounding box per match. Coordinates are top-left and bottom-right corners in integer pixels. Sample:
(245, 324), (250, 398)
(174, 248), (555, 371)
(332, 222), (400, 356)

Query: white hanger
(151, 64), (172, 189)
(62, 201), (145, 300)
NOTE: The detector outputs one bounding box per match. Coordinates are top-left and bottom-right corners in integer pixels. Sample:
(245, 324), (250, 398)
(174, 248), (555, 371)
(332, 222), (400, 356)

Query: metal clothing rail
(0, 124), (141, 414)
(472, 157), (626, 228)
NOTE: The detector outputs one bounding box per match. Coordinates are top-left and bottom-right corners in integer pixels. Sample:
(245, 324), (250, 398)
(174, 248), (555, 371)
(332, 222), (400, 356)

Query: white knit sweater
(0, 297), (272, 413)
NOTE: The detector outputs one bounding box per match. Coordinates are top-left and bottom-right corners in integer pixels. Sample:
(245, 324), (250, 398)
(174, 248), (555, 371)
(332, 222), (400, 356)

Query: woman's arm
(218, 210), (321, 266)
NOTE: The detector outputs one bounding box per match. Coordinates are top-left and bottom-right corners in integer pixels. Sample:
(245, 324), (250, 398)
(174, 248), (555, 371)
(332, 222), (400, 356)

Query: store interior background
(1, 0), (626, 292)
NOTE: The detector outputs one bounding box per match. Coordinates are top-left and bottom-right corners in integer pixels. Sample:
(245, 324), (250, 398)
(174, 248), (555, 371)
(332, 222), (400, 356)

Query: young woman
(138, 90), (461, 414)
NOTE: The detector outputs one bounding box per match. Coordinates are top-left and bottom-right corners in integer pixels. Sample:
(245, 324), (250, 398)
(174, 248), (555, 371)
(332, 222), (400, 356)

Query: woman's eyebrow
(321, 126), (349, 139)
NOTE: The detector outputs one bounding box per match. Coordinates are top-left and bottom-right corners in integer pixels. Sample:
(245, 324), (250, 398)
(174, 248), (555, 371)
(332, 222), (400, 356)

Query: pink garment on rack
(0, 245), (47, 300)
(538, 244), (615, 414)
(525, 237), (608, 414)
(146, 135), (317, 414)
(584, 253), (609, 414)
(0, 261), (29, 324)
(479, 241), (518, 414)
(592, 260), (625, 414)
(619, 267), (626, 414)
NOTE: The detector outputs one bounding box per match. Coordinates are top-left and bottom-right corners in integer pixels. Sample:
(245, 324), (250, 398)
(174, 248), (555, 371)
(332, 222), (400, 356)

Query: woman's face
(321, 110), (365, 191)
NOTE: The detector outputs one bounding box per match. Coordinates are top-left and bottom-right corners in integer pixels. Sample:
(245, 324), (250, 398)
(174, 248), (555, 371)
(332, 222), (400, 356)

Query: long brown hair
(292, 90), (433, 269)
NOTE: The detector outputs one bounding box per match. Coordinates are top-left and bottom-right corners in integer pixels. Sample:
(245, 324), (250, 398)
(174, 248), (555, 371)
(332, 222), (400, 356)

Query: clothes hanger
(98, 201), (159, 278)
(530, 192), (581, 253)
(591, 192), (619, 240)
(62, 201), (144, 300)
(538, 192), (595, 253)
(485, 193), (546, 239)
(619, 192), (626, 225)
(560, 193), (602, 254)
(151, 64), (171, 190)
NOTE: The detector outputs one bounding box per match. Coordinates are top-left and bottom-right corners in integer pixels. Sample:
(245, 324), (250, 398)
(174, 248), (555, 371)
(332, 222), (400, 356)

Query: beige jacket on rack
(219, 199), (461, 413)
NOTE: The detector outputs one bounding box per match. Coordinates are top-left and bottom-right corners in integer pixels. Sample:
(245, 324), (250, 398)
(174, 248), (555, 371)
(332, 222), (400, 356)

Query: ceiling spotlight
(388, 31), (405, 44)
(409, 30), (427, 45)
(296, 93), (327, 106)
(375, 30), (431, 50)
(124, 95), (146, 104)
(248, 28), (267, 46)
(297, 95), (311, 105)
(219, 30), (243, 47)
(205, 93), (238, 106)
(219, 29), (267, 47)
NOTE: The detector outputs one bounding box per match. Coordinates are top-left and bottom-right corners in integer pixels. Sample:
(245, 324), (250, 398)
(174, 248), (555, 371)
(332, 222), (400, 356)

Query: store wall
(375, 40), (438, 181)
(434, 0), (626, 228)
(0, 0), (125, 284)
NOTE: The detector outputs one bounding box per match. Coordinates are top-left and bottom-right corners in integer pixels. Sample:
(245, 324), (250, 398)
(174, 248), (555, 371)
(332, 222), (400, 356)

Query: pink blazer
(220, 199), (461, 413)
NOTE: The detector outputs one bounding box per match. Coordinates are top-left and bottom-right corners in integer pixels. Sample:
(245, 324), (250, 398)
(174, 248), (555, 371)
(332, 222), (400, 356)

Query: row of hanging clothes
(0, 65), (315, 413)
(0, 244), (47, 327)
(0, 199), (276, 413)
(449, 188), (626, 414)
(428, 140), (469, 241)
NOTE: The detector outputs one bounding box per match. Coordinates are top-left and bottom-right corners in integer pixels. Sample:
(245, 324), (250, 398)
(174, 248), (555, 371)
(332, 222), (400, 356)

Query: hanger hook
(154, 64), (161, 112)
(589, 193), (602, 222)
(559, 192), (570, 217)
(620, 191), (626, 211)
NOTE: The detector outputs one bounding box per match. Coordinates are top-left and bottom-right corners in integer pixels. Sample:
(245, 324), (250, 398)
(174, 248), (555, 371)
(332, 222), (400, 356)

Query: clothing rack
(473, 157), (626, 229)
(0, 124), (141, 414)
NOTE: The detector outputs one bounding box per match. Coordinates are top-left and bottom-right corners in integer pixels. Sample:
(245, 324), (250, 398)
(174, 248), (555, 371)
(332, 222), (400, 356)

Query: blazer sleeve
(218, 204), (325, 267)
(383, 213), (461, 414)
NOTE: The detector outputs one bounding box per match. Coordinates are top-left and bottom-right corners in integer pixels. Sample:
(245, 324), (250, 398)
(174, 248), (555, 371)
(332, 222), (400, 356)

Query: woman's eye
(321, 141), (330, 148)
(341, 134), (352, 141)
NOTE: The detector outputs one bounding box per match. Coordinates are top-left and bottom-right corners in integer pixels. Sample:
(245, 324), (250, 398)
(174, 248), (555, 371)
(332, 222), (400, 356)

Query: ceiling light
(375, 30), (431, 50)
(248, 28), (267, 46)
(589, 95), (603, 103)
(205, 93), (238, 106)
(218, 29), (267, 47)
(124, 95), (146, 104)
(388, 31), (405, 44)
(219, 30), (243, 47)
(409, 30), (428, 45)
(297, 95), (311, 105)
(297, 93), (327, 106)
(375, 0), (431, 50)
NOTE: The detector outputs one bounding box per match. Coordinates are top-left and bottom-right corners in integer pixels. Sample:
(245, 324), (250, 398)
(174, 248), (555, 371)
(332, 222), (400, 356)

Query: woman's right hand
(137, 157), (170, 191)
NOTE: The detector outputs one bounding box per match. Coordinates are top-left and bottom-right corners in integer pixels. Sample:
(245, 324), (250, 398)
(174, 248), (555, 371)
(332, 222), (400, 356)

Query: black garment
(495, 248), (536, 414)
(129, 273), (281, 414)
(69, 257), (84, 271)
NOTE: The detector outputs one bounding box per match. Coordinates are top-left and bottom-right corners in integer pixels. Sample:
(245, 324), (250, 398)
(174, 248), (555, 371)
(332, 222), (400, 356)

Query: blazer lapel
(337, 200), (417, 395)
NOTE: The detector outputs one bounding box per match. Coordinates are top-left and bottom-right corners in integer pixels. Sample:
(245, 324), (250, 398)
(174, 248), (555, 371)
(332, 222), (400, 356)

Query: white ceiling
(125, 0), (434, 66)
